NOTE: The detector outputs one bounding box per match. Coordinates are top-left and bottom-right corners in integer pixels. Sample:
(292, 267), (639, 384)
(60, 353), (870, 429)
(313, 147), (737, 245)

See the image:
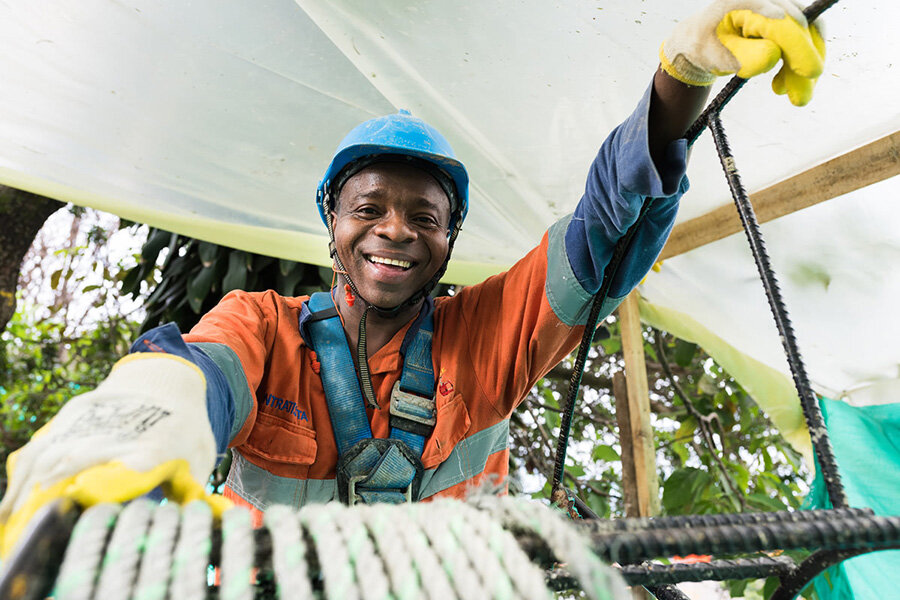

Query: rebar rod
(646, 584), (692, 600)
(552, 200), (656, 490)
(580, 508), (871, 534)
(707, 114), (848, 508)
(586, 513), (900, 565)
(769, 545), (900, 600)
(620, 556), (796, 586)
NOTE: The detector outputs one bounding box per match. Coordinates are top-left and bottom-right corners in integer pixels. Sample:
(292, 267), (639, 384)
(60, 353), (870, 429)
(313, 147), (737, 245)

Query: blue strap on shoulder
(304, 292), (436, 459)
(305, 292), (373, 455)
(390, 314), (435, 456)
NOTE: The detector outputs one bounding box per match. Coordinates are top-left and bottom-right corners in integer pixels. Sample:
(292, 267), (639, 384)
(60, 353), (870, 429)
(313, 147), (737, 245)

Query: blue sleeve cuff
(565, 81), (689, 297)
(130, 323), (235, 462)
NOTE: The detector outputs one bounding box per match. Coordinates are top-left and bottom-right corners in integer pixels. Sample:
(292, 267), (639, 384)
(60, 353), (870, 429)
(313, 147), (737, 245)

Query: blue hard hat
(316, 110), (469, 231)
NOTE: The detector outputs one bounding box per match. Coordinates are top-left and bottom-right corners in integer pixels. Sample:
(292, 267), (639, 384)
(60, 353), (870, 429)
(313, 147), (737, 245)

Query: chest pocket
(243, 411), (317, 476)
(420, 391), (470, 469)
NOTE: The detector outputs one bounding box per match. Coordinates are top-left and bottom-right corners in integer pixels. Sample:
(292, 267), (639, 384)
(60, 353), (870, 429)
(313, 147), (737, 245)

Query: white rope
(221, 506), (255, 600)
(299, 503), (361, 600)
(453, 500), (551, 600)
(133, 502), (180, 600)
(358, 503), (422, 600)
(438, 500), (518, 598)
(44, 495), (628, 599)
(471, 495), (630, 600)
(334, 504), (394, 600)
(392, 503), (456, 600)
(414, 501), (484, 598)
(263, 505), (315, 600)
(169, 500), (213, 599)
(54, 503), (121, 600)
(93, 499), (154, 600)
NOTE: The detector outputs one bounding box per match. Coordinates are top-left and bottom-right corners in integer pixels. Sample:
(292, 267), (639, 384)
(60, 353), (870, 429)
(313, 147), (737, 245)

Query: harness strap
(306, 293), (372, 455)
(304, 291), (437, 504)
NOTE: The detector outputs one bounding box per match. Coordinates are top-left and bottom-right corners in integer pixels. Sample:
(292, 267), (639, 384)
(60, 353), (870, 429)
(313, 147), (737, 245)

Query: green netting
(805, 397), (900, 600)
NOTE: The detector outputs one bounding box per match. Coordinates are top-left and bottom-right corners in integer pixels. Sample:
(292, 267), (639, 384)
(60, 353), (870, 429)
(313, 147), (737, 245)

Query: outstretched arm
(648, 68), (711, 169)
(554, 0), (826, 326)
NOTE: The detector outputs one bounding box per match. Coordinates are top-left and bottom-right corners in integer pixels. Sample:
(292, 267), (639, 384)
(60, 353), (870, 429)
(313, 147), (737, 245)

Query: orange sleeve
(437, 232), (586, 418)
(183, 290), (281, 447)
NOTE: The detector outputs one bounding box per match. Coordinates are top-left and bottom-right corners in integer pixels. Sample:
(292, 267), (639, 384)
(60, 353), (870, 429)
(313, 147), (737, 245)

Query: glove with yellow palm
(661, 0), (825, 105)
(0, 353), (231, 558)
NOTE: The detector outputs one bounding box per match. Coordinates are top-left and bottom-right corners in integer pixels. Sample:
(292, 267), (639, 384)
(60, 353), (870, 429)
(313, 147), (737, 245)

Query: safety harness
(303, 291), (437, 505)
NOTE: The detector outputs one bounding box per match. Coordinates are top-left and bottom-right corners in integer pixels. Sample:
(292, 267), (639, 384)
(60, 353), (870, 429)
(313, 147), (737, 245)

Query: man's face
(331, 162), (451, 309)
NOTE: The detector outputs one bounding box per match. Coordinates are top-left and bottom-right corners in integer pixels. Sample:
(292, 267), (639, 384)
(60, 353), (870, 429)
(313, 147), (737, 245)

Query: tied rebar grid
(550, 0), (843, 506)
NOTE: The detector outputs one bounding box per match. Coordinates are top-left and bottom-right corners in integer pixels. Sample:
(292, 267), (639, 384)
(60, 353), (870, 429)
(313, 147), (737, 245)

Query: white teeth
(367, 255), (412, 269)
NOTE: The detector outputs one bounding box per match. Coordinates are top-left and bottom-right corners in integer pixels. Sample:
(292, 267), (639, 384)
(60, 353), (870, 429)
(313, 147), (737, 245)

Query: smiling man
(0, 0), (826, 551)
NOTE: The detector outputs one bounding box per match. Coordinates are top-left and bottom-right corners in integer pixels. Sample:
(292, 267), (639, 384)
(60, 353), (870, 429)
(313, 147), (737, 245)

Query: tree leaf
(671, 442), (690, 466)
(591, 444), (620, 463)
(599, 336), (621, 355)
(746, 492), (786, 512)
(222, 251), (249, 293)
(276, 261), (305, 296)
(252, 255), (275, 273)
(197, 241), (219, 267)
(141, 229), (171, 264)
(675, 415), (697, 442)
(49, 269), (63, 290)
(187, 266), (216, 313)
(662, 467), (712, 514)
(318, 266), (335, 286)
(673, 340), (698, 367)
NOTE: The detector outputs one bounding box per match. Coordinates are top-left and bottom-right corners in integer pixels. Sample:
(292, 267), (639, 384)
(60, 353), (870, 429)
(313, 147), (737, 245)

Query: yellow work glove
(0, 353), (230, 558)
(660, 0), (825, 106)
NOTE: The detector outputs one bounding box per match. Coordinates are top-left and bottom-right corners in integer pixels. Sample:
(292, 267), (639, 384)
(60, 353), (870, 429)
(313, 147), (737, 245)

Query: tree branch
(653, 329), (747, 511)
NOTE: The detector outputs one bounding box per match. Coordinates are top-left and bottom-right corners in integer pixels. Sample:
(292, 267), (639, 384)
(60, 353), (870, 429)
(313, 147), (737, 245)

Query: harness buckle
(347, 475), (414, 506)
(337, 438), (424, 505)
(389, 381), (436, 437)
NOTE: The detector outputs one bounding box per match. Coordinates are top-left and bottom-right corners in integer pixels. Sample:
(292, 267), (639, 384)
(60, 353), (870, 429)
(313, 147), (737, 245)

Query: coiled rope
(44, 497), (629, 600)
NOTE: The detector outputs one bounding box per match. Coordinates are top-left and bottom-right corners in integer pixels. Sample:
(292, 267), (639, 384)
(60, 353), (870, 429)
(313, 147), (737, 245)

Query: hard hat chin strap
(322, 185), (462, 409)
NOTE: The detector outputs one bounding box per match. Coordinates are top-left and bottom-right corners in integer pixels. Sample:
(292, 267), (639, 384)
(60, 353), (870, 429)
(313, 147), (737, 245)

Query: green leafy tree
(120, 228), (335, 333)
(1, 207), (143, 494)
(0, 186), (64, 332)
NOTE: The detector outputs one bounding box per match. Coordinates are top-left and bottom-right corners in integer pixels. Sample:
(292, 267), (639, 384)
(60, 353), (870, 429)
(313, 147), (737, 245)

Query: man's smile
(365, 254), (414, 270)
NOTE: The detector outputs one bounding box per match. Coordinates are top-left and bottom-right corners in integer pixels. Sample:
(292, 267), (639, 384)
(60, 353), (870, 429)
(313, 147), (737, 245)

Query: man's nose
(374, 211), (415, 242)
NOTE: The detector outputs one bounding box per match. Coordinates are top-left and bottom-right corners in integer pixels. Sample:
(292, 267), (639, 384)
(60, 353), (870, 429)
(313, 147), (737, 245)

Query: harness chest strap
(303, 292), (437, 504)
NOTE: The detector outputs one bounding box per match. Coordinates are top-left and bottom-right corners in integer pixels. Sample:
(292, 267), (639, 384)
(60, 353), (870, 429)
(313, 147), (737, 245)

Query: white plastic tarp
(1, 0), (899, 456)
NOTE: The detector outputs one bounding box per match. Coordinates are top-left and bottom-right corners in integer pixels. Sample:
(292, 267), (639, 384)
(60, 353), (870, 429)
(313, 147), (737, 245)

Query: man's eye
(415, 216), (438, 226)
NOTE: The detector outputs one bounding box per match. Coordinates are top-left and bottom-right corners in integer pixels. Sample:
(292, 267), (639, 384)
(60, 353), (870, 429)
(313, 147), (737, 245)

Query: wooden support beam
(617, 290), (659, 517)
(613, 371), (640, 519)
(660, 130), (900, 260)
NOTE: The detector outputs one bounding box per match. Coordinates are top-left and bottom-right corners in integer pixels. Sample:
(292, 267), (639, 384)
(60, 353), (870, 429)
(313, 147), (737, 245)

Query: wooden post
(613, 371), (640, 519)
(617, 290), (659, 517)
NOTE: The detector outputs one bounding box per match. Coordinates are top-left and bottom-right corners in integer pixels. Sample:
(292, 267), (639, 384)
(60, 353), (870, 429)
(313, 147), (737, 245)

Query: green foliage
(0, 305), (137, 495)
(119, 229), (335, 332)
(512, 322), (811, 598)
